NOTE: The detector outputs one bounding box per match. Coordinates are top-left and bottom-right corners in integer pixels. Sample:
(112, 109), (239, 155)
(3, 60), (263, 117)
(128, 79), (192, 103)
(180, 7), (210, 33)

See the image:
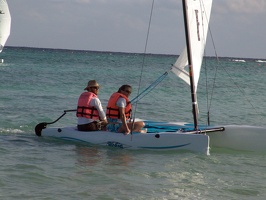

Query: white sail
(172, 0), (212, 91)
(0, 0), (11, 53)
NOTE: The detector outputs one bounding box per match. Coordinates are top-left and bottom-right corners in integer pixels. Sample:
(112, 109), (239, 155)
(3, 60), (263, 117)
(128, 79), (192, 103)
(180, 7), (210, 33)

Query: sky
(5, 0), (266, 59)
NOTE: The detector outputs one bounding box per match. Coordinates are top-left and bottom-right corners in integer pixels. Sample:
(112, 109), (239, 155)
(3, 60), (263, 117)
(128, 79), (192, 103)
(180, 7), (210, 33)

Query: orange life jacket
(76, 92), (99, 120)
(106, 92), (131, 120)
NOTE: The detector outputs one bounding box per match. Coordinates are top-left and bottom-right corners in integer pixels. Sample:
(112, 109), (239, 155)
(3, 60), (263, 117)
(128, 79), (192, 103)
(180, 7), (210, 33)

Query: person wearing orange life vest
(106, 84), (146, 135)
(76, 80), (107, 131)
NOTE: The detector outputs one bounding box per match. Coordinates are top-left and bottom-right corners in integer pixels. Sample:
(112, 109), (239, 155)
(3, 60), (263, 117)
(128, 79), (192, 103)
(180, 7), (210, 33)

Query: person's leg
(128, 121), (145, 132)
(77, 122), (98, 131)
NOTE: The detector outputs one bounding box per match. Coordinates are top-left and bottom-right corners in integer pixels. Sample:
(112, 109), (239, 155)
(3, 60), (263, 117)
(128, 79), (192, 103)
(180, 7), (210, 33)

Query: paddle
(35, 109), (76, 136)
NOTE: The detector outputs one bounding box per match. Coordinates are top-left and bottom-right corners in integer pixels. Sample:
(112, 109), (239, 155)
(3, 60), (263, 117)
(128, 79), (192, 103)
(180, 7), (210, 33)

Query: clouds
(6, 0), (266, 59)
(209, 0), (266, 59)
(227, 0), (266, 14)
(213, 0), (266, 14)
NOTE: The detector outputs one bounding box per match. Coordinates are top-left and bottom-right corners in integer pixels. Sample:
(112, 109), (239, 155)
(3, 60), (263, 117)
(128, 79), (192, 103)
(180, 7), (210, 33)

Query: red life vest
(76, 92), (99, 120)
(106, 92), (132, 120)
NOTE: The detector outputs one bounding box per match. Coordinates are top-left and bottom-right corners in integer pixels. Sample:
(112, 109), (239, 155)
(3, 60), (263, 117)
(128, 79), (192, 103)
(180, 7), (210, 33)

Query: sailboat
(0, 0), (11, 62)
(34, 0), (266, 154)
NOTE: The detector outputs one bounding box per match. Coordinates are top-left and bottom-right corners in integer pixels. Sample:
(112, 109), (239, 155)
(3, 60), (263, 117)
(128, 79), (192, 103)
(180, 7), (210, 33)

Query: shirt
(77, 97), (106, 125)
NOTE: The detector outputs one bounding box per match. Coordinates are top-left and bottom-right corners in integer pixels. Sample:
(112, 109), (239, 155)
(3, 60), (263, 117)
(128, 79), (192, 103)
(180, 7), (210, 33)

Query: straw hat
(84, 80), (100, 90)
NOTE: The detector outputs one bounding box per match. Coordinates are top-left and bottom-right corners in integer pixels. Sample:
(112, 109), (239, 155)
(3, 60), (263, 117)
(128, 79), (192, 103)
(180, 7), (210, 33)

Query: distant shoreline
(3, 46), (265, 61)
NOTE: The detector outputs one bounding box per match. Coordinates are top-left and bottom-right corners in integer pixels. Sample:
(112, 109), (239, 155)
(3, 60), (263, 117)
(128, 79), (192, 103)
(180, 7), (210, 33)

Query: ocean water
(0, 47), (266, 199)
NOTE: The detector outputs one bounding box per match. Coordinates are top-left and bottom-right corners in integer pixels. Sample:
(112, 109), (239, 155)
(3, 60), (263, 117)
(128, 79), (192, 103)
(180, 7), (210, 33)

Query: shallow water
(0, 47), (266, 199)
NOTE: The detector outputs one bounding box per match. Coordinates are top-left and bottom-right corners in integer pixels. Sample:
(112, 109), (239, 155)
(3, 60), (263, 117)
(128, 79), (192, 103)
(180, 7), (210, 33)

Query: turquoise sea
(0, 47), (266, 199)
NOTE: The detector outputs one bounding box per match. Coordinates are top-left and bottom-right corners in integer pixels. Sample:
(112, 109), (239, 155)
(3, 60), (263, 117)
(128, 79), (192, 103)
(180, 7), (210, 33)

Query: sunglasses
(124, 90), (131, 94)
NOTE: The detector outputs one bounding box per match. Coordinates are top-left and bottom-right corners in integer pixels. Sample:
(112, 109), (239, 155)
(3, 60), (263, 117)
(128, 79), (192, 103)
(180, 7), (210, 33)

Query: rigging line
(130, 70), (170, 104)
(199, 0), (211, 125)
(200, 0), (220, 125)
(205, 22), (220, 117)
(130, 0), (155, 134)
(203, 2), (259, 124)
(219, 65), (262, 121)
(199, 0), (210, 125)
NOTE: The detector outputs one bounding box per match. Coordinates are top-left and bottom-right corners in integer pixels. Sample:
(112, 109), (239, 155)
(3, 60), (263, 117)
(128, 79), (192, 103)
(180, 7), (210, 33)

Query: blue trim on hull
(58, 137), (133, 149)
(139, 143), (190, 149)
(60, 137), (88, 143)
(54, 137), (191, 150)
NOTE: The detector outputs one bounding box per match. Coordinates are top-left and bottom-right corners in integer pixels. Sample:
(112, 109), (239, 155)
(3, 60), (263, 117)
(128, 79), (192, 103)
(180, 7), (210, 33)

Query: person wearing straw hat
(76, 80), (107, 131)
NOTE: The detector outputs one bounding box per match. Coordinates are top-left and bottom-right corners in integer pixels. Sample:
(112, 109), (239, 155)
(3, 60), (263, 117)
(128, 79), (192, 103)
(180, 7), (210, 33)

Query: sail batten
(0, 0), (11, 53)
(172, 0), (212, 92)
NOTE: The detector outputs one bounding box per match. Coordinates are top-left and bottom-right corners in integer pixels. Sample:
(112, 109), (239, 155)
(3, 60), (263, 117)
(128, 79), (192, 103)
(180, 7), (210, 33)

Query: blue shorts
(106, 118), (122, 132)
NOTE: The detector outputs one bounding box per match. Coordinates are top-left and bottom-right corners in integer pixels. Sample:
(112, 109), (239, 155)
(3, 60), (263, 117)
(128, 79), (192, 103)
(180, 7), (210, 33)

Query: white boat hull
(36, 119), (266, 154)
(146, 122), (266, 152)
(207, 125), (266, 152)
(39, 126), (210, 154)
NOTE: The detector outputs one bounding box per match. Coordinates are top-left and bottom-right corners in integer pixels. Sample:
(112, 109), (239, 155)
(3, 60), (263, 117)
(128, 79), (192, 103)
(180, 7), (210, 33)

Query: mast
(182, 0), (198, 130)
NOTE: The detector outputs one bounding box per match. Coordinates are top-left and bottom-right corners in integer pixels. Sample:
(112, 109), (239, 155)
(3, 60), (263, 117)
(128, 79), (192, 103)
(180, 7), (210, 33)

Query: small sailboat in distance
(0, 0), (11, 59)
